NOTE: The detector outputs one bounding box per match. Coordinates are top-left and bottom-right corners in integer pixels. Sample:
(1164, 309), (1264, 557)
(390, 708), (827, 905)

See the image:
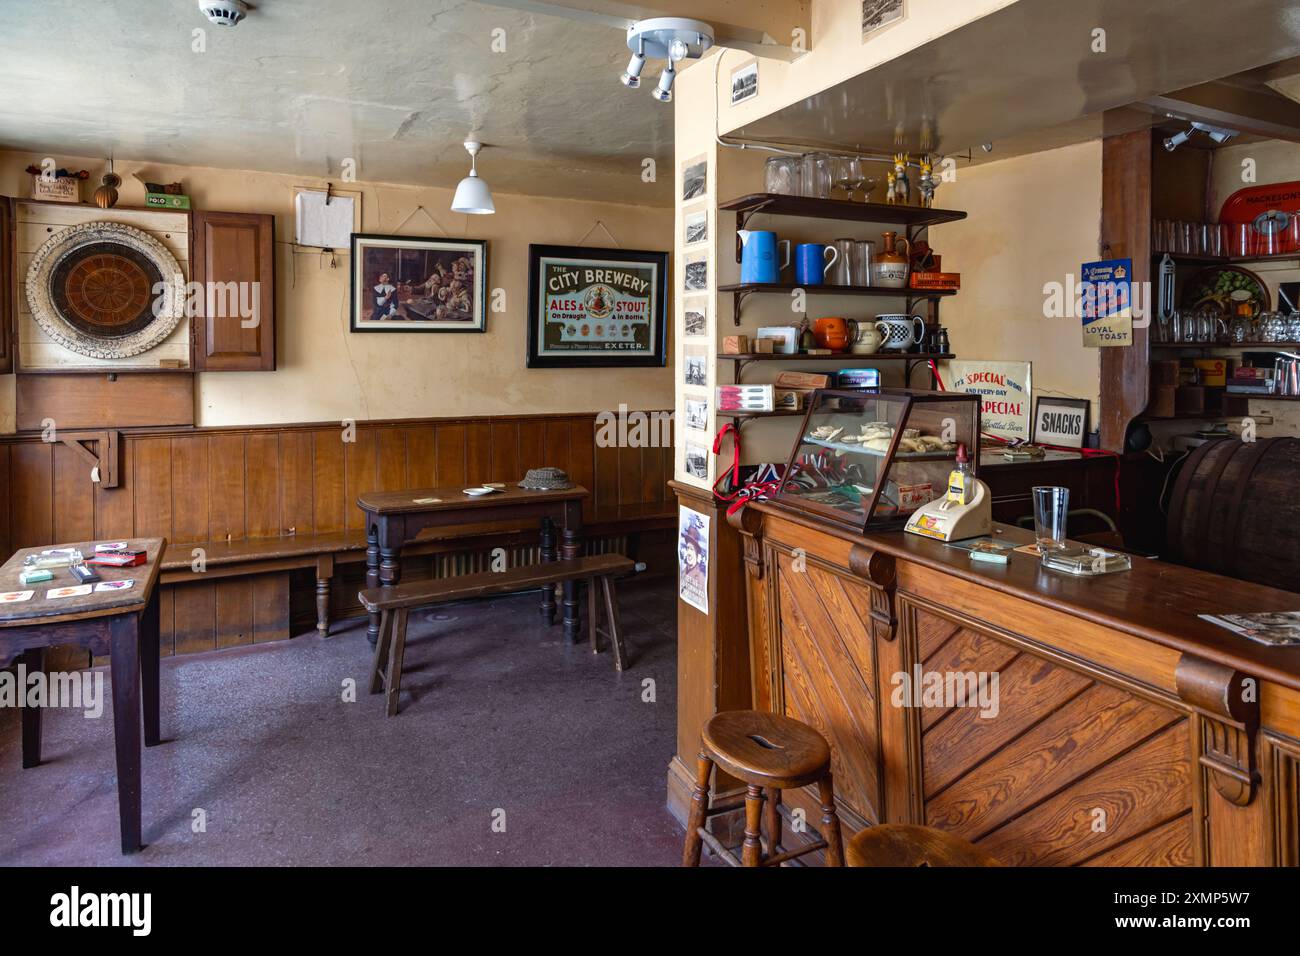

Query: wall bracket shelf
(718, 282), (955, 324)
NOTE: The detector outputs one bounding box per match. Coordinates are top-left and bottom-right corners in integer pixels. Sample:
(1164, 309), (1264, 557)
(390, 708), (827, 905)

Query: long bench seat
(158, 507), (674, 636)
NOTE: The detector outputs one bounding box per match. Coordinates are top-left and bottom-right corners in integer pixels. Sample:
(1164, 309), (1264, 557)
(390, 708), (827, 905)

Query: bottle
(946, 443), (973, 505)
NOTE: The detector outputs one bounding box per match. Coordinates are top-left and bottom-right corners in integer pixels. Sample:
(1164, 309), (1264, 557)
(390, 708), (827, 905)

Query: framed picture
(730, 60), (758, 105)
(683, 344), (708, 386)
(682, 155), (707, 202)
(1032, 396), (1090, 448)
(684, 252), (708, 292)
(684, 395), (709, 431)
(350, 233), (487, 332)
(526, 244), (668, 368)
(684, 206), (708, 246)
(683, 297), (708, 337)
(862, 0), (905, 39)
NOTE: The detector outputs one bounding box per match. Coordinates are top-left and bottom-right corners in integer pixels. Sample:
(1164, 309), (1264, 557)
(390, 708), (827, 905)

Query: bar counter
(719, 500), (1300, 866)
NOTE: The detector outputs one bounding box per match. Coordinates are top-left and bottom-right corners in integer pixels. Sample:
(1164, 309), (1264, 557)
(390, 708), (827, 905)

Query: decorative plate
(1181, 264), (1270, 315)
(25, 221), (185, 359)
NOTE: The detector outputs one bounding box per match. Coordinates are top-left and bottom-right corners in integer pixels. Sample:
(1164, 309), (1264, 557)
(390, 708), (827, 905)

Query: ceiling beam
(472, 0), (808, 61)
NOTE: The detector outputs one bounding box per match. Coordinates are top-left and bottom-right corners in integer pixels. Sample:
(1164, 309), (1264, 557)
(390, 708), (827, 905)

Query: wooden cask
(1165, 437), (1300, 593)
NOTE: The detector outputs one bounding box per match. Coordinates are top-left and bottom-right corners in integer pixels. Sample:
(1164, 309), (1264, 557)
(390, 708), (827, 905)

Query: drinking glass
(1233, 223), (1256, 257)
(845, 157), (873, 202)
(764, 157), (800, 196)
(1033, 486), (1070, 556)
(831, 156), (855, 201)
(800, 152), (832, 199)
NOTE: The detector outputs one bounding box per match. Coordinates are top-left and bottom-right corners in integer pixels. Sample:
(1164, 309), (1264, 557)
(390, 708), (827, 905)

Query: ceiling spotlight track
(1163, 119), (1239, 152)
(623, 17), (714, 103)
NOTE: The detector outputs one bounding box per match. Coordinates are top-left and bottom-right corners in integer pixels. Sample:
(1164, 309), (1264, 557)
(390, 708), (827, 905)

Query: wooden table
(356, 484), (588, 646)
(0, 538), (165, 854)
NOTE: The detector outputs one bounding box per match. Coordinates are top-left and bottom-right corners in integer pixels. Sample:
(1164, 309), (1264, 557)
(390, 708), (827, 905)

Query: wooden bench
(359, 553), (635, 716)
(157, 507), (671, 639)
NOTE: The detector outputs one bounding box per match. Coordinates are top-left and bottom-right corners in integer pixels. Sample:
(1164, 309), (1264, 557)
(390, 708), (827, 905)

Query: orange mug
(813, 316), (851, 352)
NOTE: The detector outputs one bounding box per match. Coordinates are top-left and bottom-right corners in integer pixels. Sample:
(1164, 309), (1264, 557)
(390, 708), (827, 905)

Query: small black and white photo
(684, 442), (710, 480)
(862, 0), (905, 38)
(684, 253), (708, 292)
(681, 156), (707, 201)
(730, 61), (758, 105)
(684, 396), (709, 431)
(684, 207), (708, 246)
(683, 345), (708, 386)
(683, 298), (708, 337)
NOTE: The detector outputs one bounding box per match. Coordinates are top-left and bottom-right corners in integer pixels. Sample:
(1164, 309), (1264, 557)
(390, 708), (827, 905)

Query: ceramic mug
(813, 317), (851, 352)
(875, 313), (926, 351)
(795, 243), (839, 286)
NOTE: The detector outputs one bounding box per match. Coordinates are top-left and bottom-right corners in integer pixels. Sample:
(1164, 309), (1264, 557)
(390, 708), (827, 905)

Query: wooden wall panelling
(0, 443), (10, 556)
(171, 435), (210, 544)
(435, 424), (467, 489)
(132, 437), (173, 540)
(518, 419), (545, 475)
(15, 374), (195, 432)
(311, 428), (345, 534)
(279, 430), (314, 535)
(465, 421), (491, 485)
(208, 433), (246, 541)
(10, 441), (52, 549)
(406, 425), (437, 490)
(344, 428), (378, 532)
(568, 418), (595, 520)
(52, 440), (95, 544)
(173, 580), (217, 655)
(376, 427), (407, 495)
(245, 432), (281, 537)
(490, 421), (518, 482)
(214, 577), (255, 649)
(94, 437), (134, 541)
(252, 573), (290, 643)
(594, 437), (620, 514)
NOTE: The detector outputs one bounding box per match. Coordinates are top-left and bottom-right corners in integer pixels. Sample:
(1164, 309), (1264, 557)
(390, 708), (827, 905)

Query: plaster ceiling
(0, 0), (677, 206)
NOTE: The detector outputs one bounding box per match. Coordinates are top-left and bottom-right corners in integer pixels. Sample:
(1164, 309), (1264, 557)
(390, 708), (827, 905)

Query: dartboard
(26, 221), (185, 360)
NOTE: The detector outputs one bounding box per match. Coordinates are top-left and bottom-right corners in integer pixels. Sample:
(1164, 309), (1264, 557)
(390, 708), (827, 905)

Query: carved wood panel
(906, 601), (1194, 866)
(771, 551), (881, 825)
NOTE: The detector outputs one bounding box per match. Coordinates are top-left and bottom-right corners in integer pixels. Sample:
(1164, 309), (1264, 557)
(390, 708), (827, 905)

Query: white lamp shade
(452, 173), (495, 215)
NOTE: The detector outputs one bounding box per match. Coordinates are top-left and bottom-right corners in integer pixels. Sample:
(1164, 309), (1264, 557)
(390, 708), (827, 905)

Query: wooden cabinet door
(1, 197), (13, 374)
(191, 210), (275, 371)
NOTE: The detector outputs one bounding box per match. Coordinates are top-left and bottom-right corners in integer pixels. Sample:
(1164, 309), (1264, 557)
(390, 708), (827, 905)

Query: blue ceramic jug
(739, 230), (790, 284)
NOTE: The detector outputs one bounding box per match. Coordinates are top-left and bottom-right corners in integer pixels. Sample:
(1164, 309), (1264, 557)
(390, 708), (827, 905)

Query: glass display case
(775, 388), (982, 532)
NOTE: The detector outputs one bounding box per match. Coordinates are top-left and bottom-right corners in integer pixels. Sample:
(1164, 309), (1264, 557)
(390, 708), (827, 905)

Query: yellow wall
(931, 141), (1103, 423)
(0, 149), (675, 433)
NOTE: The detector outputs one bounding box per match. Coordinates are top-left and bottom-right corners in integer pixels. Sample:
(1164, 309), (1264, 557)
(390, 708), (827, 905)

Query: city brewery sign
(527, 244), (668, 368)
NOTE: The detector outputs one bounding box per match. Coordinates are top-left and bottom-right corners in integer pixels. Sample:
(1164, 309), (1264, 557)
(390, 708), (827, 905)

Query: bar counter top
(753, 502), (1300, 693)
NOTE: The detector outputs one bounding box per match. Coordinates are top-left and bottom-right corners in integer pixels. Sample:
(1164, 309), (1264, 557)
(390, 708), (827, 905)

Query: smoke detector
(198, 0), (248, 27)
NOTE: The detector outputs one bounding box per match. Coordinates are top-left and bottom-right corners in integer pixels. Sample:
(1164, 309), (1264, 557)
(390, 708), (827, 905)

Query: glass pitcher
(764, 157), (800, 196)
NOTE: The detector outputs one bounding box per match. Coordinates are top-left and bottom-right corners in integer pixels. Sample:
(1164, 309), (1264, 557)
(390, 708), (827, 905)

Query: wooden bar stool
(846, 824), (1000, 867)
(682, 710), (844, 867)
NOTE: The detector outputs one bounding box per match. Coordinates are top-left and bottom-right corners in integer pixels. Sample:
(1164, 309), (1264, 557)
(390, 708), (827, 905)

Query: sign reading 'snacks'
(526, 244), (668, 368)
(944, 359), (1033, 442)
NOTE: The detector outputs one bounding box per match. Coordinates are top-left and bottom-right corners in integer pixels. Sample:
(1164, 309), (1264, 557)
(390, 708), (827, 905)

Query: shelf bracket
(732, 288), (756, 325)
(58, 430), (120, 488)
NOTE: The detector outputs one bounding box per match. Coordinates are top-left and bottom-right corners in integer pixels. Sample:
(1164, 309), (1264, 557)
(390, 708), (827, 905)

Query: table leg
(539, 517), (557, 625)
(380, 543), (402, 614)
(20, 647), (44, 769)
(366, 521), (381, 648)
(141, 588), (161, 748)
(109, 614), (143, 854)
(561, 527), (582, 643)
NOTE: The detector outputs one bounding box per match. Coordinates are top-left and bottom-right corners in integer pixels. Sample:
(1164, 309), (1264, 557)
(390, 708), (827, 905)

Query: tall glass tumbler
(1032, 486), (1070, 556)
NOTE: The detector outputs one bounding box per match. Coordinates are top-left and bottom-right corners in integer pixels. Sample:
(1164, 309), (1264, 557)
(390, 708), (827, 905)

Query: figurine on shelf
(918, 155), (936, 209)
(885, 171), (898, 205)
(892, 152), (911, 205)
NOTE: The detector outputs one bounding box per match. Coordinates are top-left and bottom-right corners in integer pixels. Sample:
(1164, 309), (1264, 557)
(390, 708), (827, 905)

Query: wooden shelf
(719, 193), (967, 229)
(719, 281), (955, 322)
(1152, 341), (1300, 350)
(1153, 250), (1300, 266)
(720, 351), (953, 362)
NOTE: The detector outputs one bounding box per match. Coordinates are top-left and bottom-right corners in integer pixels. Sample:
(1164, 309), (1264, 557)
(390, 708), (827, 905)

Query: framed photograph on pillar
(526, 244), (668, 368)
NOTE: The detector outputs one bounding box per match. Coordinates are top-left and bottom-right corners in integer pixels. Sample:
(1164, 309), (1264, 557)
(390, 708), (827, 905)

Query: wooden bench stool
(846, 824), (1000, 867)
(682, 710), (845, 867)
(359, 553), (634, 716)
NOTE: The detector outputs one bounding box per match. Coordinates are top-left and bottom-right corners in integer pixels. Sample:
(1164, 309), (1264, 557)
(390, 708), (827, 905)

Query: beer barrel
(1165, 437), (1300, 593)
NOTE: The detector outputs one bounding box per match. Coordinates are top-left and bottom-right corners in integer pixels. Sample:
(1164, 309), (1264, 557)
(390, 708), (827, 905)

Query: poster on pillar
(678, 508), (710, 615)
(1079, 258), (1134, 347)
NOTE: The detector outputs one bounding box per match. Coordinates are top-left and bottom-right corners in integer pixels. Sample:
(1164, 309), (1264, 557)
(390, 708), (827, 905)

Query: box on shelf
(718, 384), (774, 412)
(756, 326), (799, 354)
(145, 191), (191, 210)
(753, 338), (776, 354)
(774, 389), (806, 411)
(909, 271), (961, 291)
(836, 368), (882, 389)
(1193, 358), (1227, 387)
(722, 334), (749, 355)
(1174, 385), (1206, 414)
(774, 370), (832, 389)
